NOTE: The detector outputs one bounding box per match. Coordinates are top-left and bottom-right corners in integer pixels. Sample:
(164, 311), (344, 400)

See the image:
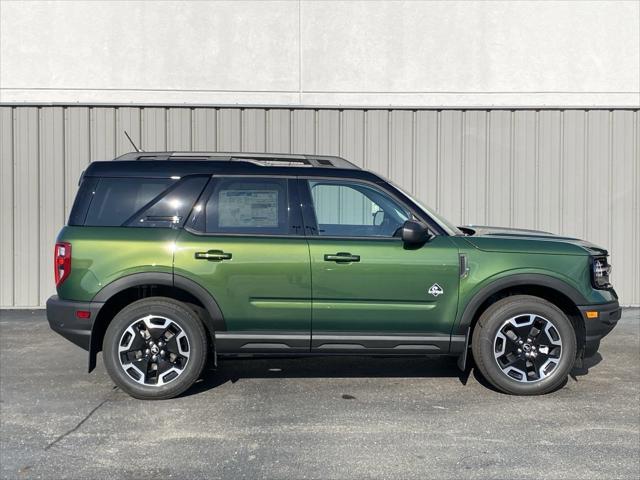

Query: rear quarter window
(80, 176), (208, 227)
(84, 178), (173, 226)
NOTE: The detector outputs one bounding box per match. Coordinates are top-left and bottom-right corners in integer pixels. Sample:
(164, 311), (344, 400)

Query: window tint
(85, 178), (173, 226)
(308, 180), (410, 237)
(204, 178), (293, 235)
(68, 177), (99, 226)
(126, 176), (209, 228)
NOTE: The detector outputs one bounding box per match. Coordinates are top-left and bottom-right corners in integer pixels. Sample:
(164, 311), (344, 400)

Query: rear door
(174, 176), (312, 353)
(300, 178), (460, 354)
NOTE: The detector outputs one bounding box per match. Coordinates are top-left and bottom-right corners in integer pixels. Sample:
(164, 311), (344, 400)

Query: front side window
(307, 180), (410, 237)
(203, 177), (296, 235)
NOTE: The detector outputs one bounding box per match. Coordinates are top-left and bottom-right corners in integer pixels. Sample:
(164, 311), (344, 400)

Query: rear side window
(202, 177), (297, 235)
(84, 178), (173, 226)
(82, 176), (208, 227)
(126, 176), (209, 228)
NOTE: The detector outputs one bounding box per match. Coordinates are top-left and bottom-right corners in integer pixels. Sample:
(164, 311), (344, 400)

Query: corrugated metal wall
(0, 106), (638, 307)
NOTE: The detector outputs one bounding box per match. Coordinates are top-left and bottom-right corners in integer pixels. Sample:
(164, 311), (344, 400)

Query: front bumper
(46, 296), (103, 351)
(578, 300), (621, 357)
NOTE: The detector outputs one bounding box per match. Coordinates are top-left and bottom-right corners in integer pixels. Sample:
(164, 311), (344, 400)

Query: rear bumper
(46, 296), (103, 351)
(578, 300), (621, 357)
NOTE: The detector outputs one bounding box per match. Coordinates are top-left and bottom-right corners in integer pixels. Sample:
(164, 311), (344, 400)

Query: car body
(47, 152), (621, 398)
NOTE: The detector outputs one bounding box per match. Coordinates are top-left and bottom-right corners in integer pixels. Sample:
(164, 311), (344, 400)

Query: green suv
(47, 152), (621, 399)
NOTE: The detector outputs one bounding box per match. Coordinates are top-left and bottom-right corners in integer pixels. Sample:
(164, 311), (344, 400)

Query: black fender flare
(88, 272), (225, 371)
(454, 273), (587, 337)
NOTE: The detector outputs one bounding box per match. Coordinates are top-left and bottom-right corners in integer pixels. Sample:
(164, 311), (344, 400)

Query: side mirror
(373, 210), (384, 226)
(401, 220), (431, 245)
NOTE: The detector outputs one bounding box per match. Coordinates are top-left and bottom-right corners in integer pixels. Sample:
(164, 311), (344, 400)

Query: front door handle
(324, 252), (360, 263)
(195, 250), (232, 261)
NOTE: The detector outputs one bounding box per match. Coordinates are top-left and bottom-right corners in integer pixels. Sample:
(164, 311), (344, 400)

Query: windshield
(385, 180), (464, 236)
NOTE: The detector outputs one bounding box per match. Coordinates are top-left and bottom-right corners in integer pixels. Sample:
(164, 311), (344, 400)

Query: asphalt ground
(1, 308), (639, 480)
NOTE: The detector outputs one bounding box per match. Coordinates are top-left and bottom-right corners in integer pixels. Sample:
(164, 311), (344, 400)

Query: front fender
(453, 272), (589, 336)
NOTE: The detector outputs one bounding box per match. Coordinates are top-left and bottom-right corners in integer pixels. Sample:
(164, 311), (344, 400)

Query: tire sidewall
(473, 297), (577, 395)
(103, 298), (207, 400)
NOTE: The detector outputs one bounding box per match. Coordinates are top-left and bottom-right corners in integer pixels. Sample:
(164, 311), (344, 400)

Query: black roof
(84, 151), (379, 181)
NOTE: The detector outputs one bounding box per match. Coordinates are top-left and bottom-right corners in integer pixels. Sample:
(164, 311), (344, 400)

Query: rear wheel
(103, 297), (208, 400)
(471, 295), (577, 395)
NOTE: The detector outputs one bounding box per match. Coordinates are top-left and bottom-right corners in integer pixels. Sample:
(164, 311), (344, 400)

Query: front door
(300, 178), (460, 353)
(174, 176), (311, 353)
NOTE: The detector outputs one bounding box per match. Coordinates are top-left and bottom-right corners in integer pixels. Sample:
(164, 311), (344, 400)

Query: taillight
(54, 242), (71, 287)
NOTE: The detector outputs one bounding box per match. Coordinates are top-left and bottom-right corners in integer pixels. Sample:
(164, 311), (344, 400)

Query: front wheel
(103, 297), (208, 400)
(471, 295), (577, 395)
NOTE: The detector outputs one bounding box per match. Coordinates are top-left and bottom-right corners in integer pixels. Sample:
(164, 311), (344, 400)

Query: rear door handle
(324, 252), (360, 263)
(195, 250), (232, 261)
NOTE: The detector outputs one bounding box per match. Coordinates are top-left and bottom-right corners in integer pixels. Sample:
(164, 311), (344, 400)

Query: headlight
(591, 256), (612, 289)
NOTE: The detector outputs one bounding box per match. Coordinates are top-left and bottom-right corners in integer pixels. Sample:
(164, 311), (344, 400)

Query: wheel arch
(454, 274), (587, 359)
(88, 272), (224, 372)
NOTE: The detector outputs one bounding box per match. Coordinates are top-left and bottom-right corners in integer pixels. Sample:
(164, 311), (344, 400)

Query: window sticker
(218, 190), (279, 227)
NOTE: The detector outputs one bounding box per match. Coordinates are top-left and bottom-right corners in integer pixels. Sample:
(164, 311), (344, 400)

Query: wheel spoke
(118, 314), (190, 386)
(494, 312), (562, 384)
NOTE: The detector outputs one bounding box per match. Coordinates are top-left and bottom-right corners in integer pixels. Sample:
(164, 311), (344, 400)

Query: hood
(458, 225), (608, 256)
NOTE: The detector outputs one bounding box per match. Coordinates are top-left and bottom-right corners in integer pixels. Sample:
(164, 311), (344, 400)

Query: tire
(103, 297), (208, 400)
(471, 295), (577, 395)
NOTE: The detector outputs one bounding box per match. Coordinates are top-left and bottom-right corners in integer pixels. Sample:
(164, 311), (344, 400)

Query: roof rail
(113, 151), (360, 169)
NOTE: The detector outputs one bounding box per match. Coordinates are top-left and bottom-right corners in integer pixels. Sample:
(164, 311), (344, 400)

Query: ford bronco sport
(47, 152), (621, 399)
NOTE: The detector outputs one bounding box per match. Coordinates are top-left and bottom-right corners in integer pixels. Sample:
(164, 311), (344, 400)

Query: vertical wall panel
(167, 108), (192, 150)
(1, 106), (638, 307)
(115, 107), (141, 155)
(141, 107), (166, 151)
(486, 111), (512, 227)
(340, 110), (365, 167)
(90, 107), (116, 160)
(13, 107), (39, 306)
(0, 107), (14, 306)
(610, 110), (637, 305)
(242, 109), (266, 152)
(389, 110), (414, 192)
(512, 111), (537, 228)
(192, 108), (217, 151)
(537, 110), (562, 234)
(266, 109), (291, 153)
(585, 110), (612, 250)
(291, 109), (315, 153)
(561, 110), (587, 238)
(64, 107), (90, 217)
(217, 109), (241, 151)
(38, 107), (65, 305)
(364, 110), (389, 176)
(414, 110), (439, 211)
(438, 110), (463, 223)
(317, 110), (340, 156)
(461, 110), (488, 225)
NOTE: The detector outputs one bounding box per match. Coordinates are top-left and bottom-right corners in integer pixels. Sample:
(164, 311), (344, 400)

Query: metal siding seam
(460, 110), (465, 224)
(581, 110), (589, 238)
(608, 109), (614, 271)
(559, 110), (564, 235)
(412, 110), (417, 196)
(36, 107), (41, 304)
(509, 110), (514, 227)
(387, 109), (392, 178)
(484, 110), (489, 225)
(534, 110), (540, 230)
(635, 109), (639, 303)
(0, 108), (15, 305)
(436, 109), (441, 212)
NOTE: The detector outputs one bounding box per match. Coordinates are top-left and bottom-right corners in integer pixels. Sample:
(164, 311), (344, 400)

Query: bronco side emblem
(428, 283), (444, 297)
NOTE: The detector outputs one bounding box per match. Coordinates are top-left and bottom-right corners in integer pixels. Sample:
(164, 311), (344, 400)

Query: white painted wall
(1, 0), (638, 107)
